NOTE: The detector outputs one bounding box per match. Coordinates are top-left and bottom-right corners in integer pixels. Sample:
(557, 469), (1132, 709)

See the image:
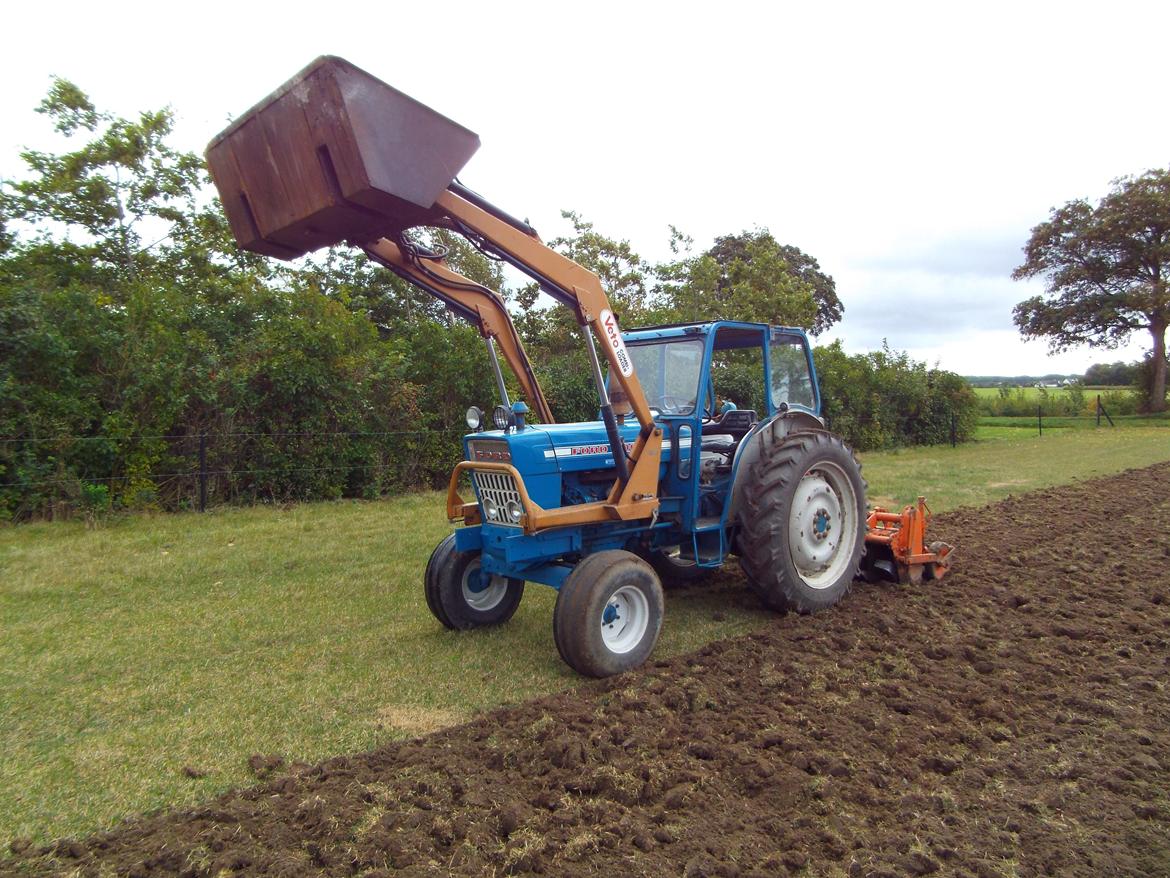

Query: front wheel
(553, 550), (664, 677)
(424, 534), (524, 630)
(738, 430), (867, 613)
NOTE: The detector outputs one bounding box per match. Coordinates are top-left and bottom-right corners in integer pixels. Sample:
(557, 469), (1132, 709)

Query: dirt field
(5, 463), (1170, 877)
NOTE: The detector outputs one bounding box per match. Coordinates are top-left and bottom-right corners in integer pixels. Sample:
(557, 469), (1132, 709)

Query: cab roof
(621, 320), (810, 348)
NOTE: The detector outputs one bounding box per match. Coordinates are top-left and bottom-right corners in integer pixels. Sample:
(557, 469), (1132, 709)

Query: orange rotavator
(206, 56), (954, 677)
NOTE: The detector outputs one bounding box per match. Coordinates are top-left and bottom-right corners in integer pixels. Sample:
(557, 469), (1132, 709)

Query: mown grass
(2, 426), (1170, 843)
(969, 384), (1121, 399)
(977, 413), (1170, 434)
(863, 424), (1170, 511)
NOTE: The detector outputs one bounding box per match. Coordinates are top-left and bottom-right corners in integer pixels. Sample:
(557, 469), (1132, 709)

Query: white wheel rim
(788, 462), (858, 589)
(461, 559), (508, 611)
(600, 585), (650, 654)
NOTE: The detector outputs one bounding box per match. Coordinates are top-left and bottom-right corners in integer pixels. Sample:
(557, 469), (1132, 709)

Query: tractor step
(678, 523), (724, 563)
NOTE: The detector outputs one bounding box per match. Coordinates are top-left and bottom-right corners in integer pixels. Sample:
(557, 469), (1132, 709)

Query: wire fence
(979, 394), (1128, 436)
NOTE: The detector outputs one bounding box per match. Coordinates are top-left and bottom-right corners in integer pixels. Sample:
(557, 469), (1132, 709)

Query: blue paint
(814, 509), (830, 536)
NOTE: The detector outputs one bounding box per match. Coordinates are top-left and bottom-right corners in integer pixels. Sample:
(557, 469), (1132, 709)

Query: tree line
(0, 81), (979, 520)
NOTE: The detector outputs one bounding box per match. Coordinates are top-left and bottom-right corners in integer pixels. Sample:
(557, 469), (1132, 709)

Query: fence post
(950, 412), (957, 448)
(1037, 405), (1042, 437)
(1097, 396), (1115, 427)
(198, 433), (207, 513)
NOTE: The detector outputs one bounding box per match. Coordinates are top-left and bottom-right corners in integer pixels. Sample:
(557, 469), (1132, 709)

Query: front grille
(473, 470), (523, 527)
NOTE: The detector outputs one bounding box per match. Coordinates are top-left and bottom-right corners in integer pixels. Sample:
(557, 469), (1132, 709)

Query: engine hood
(463, 419), (673, 511)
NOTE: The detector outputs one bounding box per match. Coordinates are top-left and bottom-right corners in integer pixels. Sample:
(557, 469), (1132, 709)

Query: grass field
(969, 384), (1122, 399)
(3, 425), (1170, 843)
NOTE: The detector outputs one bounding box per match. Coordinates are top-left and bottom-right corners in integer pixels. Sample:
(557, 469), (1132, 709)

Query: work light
(506, 500), (523, 524)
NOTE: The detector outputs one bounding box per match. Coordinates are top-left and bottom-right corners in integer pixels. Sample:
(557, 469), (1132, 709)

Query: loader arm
(363, 238), (554, 425)
(424, 187), (663, 520)
(205, 55), (663, 525)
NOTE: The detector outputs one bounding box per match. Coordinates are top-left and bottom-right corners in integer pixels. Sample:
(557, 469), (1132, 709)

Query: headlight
(482, 496), (500, 521)
(492, 404), (511, 430)
(465, 405), (484, 431)
(506, 499), (523, 524)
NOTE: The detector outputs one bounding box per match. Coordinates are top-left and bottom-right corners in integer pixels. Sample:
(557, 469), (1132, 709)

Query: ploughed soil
(6, 464), (1170, 877)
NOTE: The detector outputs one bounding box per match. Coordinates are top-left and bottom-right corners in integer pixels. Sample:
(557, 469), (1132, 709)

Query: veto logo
(600, 308), (634, 377)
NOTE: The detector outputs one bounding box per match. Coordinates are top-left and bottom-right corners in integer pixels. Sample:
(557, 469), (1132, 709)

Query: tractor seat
(700, 433), (737, 454)
(708, 408), (758, 441)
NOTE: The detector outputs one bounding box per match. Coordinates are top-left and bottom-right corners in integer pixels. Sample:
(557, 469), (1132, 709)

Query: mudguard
(725, 411), (826, 528)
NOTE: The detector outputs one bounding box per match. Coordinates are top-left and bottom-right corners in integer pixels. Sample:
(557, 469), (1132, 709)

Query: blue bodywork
(453, 321), (821, 590)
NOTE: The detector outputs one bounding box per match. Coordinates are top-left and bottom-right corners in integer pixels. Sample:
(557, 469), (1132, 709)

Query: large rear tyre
(424, 534), (524, 630)
(738, 430), (866, 613)
(553, 550), (664, 677)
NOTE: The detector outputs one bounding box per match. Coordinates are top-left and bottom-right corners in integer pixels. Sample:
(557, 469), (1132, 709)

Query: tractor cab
(616, 321), (823, 566)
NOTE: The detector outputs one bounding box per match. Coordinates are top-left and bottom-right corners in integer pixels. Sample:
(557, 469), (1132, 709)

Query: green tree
(1083, 360), (1139, 386)
(1, 77), (214, 283)
(706, 230), (843, 333)
(660, 228), (831, 332)
(1013, 168), (1170, 412)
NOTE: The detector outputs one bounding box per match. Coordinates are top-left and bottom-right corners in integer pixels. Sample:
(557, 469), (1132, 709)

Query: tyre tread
(738, 428), (867, 614)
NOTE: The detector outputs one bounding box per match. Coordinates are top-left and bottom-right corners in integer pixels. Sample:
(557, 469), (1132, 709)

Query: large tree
(706, 230), (843, 334)
(659, 228), (841, 334)
(1012, 169), (1170, 412)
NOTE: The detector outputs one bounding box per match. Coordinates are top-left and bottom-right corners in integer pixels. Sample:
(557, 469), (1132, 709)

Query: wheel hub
(788, 468), (855, 589)
(461, 560), (508, 611)
(812, 507), (832, 541)
(600, 586), (649, 654)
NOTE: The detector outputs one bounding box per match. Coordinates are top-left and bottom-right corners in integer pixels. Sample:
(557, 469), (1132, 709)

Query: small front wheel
(553, 550), (664, 677)
(424, 534), (524, 630)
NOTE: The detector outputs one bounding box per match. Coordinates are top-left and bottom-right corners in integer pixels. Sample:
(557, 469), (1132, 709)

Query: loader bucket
(205, 56), (480, 260)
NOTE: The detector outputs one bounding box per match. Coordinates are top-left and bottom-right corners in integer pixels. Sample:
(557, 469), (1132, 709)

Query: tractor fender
(725, 411), (826, 528)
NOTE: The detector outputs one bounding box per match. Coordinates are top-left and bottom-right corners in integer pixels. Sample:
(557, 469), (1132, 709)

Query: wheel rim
(461, 559), (508, 612)
(600, 585), (650, 654)
(787, 461), (858, 589)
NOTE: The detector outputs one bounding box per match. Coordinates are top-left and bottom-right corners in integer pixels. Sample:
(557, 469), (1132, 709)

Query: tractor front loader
(206, 56), (953, 677)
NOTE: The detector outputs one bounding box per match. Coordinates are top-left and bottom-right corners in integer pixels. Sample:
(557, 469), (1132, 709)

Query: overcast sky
(4, 0), (1167, 376)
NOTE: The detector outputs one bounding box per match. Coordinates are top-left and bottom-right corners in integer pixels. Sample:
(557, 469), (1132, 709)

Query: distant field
(3, 426), (1170, 843)
(970, 384), (1123, 399)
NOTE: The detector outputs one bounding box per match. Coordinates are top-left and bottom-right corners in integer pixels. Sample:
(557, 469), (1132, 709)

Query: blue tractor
(207, 56), (952, 677)
(431, 319), (869, 677)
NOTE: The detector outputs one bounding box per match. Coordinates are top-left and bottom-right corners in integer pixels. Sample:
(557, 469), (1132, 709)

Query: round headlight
(506, 499), (523, 524)
(482, 496), (500, 521)
(465, 405), (484, 431)
(492, 404), (511, 430)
